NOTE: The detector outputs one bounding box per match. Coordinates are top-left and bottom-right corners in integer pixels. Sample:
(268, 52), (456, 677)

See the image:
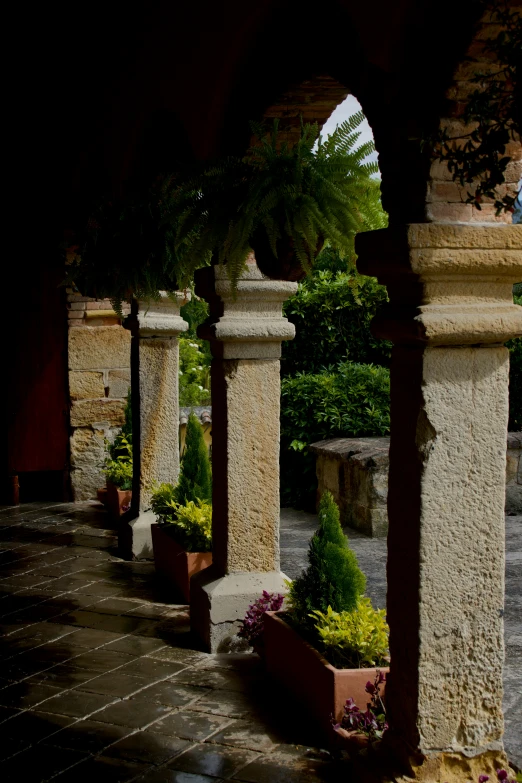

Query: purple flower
(496, 772), (508, 782)
(365, 681), (376, 695)
(479, 776), (490, 782)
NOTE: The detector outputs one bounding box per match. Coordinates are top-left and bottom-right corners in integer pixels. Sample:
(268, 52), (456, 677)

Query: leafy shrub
(104, 434), (133, 490)
(280, 361), (390, 508)
(288, 491), (366, 635)
(312, 600), (389, 669)
(238, 591), (284, 647)
(179, 338), (211, 406)
(177, 412), (212, 505)
(150, 484), (212, 552)
(282, 269), (391, 376)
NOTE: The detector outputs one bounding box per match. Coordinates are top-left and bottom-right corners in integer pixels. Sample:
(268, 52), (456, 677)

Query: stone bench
(310, 432), (522, 538)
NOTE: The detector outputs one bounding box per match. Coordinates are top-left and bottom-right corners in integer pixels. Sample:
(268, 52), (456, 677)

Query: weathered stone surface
(107, 369), (131, 399)
(138, 339), (181, 506)
(191, 263), (296, 652)
(70, 399), (125, 427)
(310, 437), (390, 537)
(68, 326), (131, 370)
(70, 427), (106, 467)
(69, 371), (105, 400)
(355, 223), (522, 765)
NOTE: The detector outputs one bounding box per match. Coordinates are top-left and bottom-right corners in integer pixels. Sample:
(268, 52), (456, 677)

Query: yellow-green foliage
(312, 599), (389, 669)
(150, 483), (212, 552)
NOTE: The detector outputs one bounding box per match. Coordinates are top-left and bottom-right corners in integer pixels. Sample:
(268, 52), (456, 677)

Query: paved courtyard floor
(0, 501), (520, 781)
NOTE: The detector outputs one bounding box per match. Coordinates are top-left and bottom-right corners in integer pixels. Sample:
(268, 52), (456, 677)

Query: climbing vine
(428, 0), (521, 214)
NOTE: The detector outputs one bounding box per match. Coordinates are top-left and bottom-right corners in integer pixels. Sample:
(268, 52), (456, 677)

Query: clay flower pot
(251, 230), (323, 282)
(151, 523), (212, 603)
(106, 481), (132, 518)
(97, 487), (109, 508)
(263, 611), (389, 745)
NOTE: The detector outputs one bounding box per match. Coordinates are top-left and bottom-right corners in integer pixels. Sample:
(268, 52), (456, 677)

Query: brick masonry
(66, 290), (131, 501)
(426, 14), (521, 224)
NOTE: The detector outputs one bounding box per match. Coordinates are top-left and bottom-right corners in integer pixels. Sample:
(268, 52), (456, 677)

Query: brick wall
(67, 292), (131, 500)
(427, 13), (521, 224)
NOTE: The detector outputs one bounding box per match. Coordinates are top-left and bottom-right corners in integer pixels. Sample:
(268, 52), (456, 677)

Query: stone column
(120, 292), (189, 559)
(191, 263), (297, 651)
(356, 224), (521, 780)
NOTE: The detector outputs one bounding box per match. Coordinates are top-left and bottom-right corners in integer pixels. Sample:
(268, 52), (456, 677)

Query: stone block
(310, 437), (390, 538)
(70, 399), (125, 427)
(426, 202), (473, 223)
(68, 325), (131, 370)
(69, 371), (105, 400)
(70, 427), (106, 467)
(107, 369), (131, 399)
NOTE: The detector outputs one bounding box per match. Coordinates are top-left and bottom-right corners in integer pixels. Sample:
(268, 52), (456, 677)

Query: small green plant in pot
(101, 390), (133, 516)
(150, 412), (212, 601)
(261, 491), (389, 744)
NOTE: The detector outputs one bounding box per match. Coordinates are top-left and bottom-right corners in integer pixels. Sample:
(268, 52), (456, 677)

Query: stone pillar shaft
(356, 224), (521, 776)
(121, 292), (188, 559)
(191, 263), (297, 651)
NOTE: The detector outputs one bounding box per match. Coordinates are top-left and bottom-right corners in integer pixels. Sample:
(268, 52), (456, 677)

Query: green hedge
(282, 270), (391, 376)
(280, 361), (390, 509)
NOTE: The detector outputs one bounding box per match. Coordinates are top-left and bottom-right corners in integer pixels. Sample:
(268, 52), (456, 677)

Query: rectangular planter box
(151, 523), (212, 603)
(106, 482), (132, 518)
(264, 611), (389, 742)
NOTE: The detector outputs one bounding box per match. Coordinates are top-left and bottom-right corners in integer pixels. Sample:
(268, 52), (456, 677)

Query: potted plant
(262, 490), (390, 744)
(97, 390), (133, 517)
(150, 412), (213, 602)
(103, 434), (133, 518)
(175, 113), (379, 285)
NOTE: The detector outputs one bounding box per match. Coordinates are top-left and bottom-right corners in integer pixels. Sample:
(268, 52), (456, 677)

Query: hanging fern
(175, 115), (381, 283)
(70, 113), (383, 303)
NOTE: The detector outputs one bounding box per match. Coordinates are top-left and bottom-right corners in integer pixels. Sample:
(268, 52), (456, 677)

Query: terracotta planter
(151, 523), (212, 603)
(106, 481), (132, 518)
(264, 611), (389, 743)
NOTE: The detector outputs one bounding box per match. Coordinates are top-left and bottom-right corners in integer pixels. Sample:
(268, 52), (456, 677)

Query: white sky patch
(319, 94), (380, 170)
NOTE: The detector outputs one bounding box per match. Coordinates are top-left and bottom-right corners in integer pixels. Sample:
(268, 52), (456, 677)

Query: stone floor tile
(189, 689), (258, 719)
(89, 598), (148, 616)
(79, 671), (149, 698)
(0, 681), (62, 709)
(150, 710), (233, 741)
(0, 736), (32, 761)
(194, 655), (263, 675)
(209, 719), (283, 752)
(168, 742), (260, 779)
(64, 627), (127, 648)
(138, 771), (225, 783)
(172, 669), (256, 694)
(104, 635), (167, 656)
(229, 744), (334, 783)
(119, 656), (188, 679)
(137, 682), (210, 708)
(0, 744), (89, 782)
(42, 718), (133, 752)
(103, 730), (190, 765)
(26, 664), (101, 689)
(92, 696), (174, 728)
(52, 754), (149, 782)
(36, 688), (117, 717)
(65, 648), (134, 672)
(1, 709), (75, 740)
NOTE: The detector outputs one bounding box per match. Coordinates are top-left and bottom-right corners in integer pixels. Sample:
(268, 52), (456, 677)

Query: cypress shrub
(288, 491), (366, 634)
(177, 412), (212, 505)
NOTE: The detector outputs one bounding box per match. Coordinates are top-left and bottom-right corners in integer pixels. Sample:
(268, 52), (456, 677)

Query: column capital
(356, 224), (522, 345)
(206, 264), (298, 359)
(137, 291), (190, 337)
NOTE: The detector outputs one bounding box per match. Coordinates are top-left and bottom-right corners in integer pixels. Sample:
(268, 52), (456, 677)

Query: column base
(190, 567), (289, 652)
(360, 733), (515, 783)
(118, 511), (155, 560)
